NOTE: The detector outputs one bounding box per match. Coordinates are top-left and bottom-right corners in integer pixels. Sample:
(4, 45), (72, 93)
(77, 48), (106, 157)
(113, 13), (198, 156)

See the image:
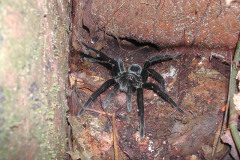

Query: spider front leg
(142, 83), (184, 114)
(103, 83), (119, 109)
(77, 79), (116, 117)
(137, 88), (145, 138)
(147, 68), (165, 91)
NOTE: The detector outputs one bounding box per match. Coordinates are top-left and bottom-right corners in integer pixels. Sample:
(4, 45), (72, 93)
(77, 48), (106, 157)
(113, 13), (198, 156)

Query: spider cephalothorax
(77, 42), (184, 138)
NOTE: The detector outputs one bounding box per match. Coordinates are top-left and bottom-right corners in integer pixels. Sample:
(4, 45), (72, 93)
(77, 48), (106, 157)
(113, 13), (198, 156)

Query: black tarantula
(77, 42), (184, 138)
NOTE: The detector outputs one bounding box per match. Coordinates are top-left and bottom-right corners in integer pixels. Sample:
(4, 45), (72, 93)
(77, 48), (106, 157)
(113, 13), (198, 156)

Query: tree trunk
(0, 0), (71, 159)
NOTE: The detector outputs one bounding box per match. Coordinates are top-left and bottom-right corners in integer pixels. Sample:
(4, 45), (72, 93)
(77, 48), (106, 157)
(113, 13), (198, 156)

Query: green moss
(0, 0), (70, 159)
(0, 87), (20, 158)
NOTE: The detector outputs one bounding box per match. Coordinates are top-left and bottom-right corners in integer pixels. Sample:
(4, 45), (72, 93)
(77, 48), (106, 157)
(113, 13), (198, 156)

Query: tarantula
(77, 42), (184, 138)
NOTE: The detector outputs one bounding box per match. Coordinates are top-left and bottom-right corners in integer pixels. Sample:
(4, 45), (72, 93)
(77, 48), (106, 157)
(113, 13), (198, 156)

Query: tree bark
(0, 0), (71, 159)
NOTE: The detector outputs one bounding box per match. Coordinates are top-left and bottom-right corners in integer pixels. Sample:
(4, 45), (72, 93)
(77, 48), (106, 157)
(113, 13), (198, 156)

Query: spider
(77, 42), (184, 138)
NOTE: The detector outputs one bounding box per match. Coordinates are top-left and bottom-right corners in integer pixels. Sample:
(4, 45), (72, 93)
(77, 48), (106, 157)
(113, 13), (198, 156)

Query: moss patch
(0, 0), (71, 159)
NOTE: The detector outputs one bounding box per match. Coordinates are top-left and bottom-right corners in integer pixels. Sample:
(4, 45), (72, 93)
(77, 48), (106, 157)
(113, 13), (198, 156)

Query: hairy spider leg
(117, 59), (126, 73)
(103, 83), (120, 109)
(143, 54), (179, 69)
(77, 79), (116, 117)
(141, 54), (177, 89)
(81, 55), (118, 77)
(137, 88), (145, 138)
(142, 83), (184, 114)
(81, 42), (120, 76)
(137, 54), (184, 138)
(141, 53), (184, 113)
(81, 53), (117, 76)
(82, 42), (117, 64)
(116, 59), (136, 112)
(147, 68), (165, 91)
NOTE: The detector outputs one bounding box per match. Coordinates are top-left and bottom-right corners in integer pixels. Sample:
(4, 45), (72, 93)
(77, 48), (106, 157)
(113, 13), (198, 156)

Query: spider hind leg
(82, 42), (117, 65)
(143, 53), (179, 70)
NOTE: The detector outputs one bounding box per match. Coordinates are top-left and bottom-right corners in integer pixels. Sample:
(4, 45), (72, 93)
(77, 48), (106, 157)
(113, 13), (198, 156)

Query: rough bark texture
(68, 42), (229, 159)
(0, 0), (71, 159)
(68, 0), (238, 159)
(72, 0), (240, 62)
